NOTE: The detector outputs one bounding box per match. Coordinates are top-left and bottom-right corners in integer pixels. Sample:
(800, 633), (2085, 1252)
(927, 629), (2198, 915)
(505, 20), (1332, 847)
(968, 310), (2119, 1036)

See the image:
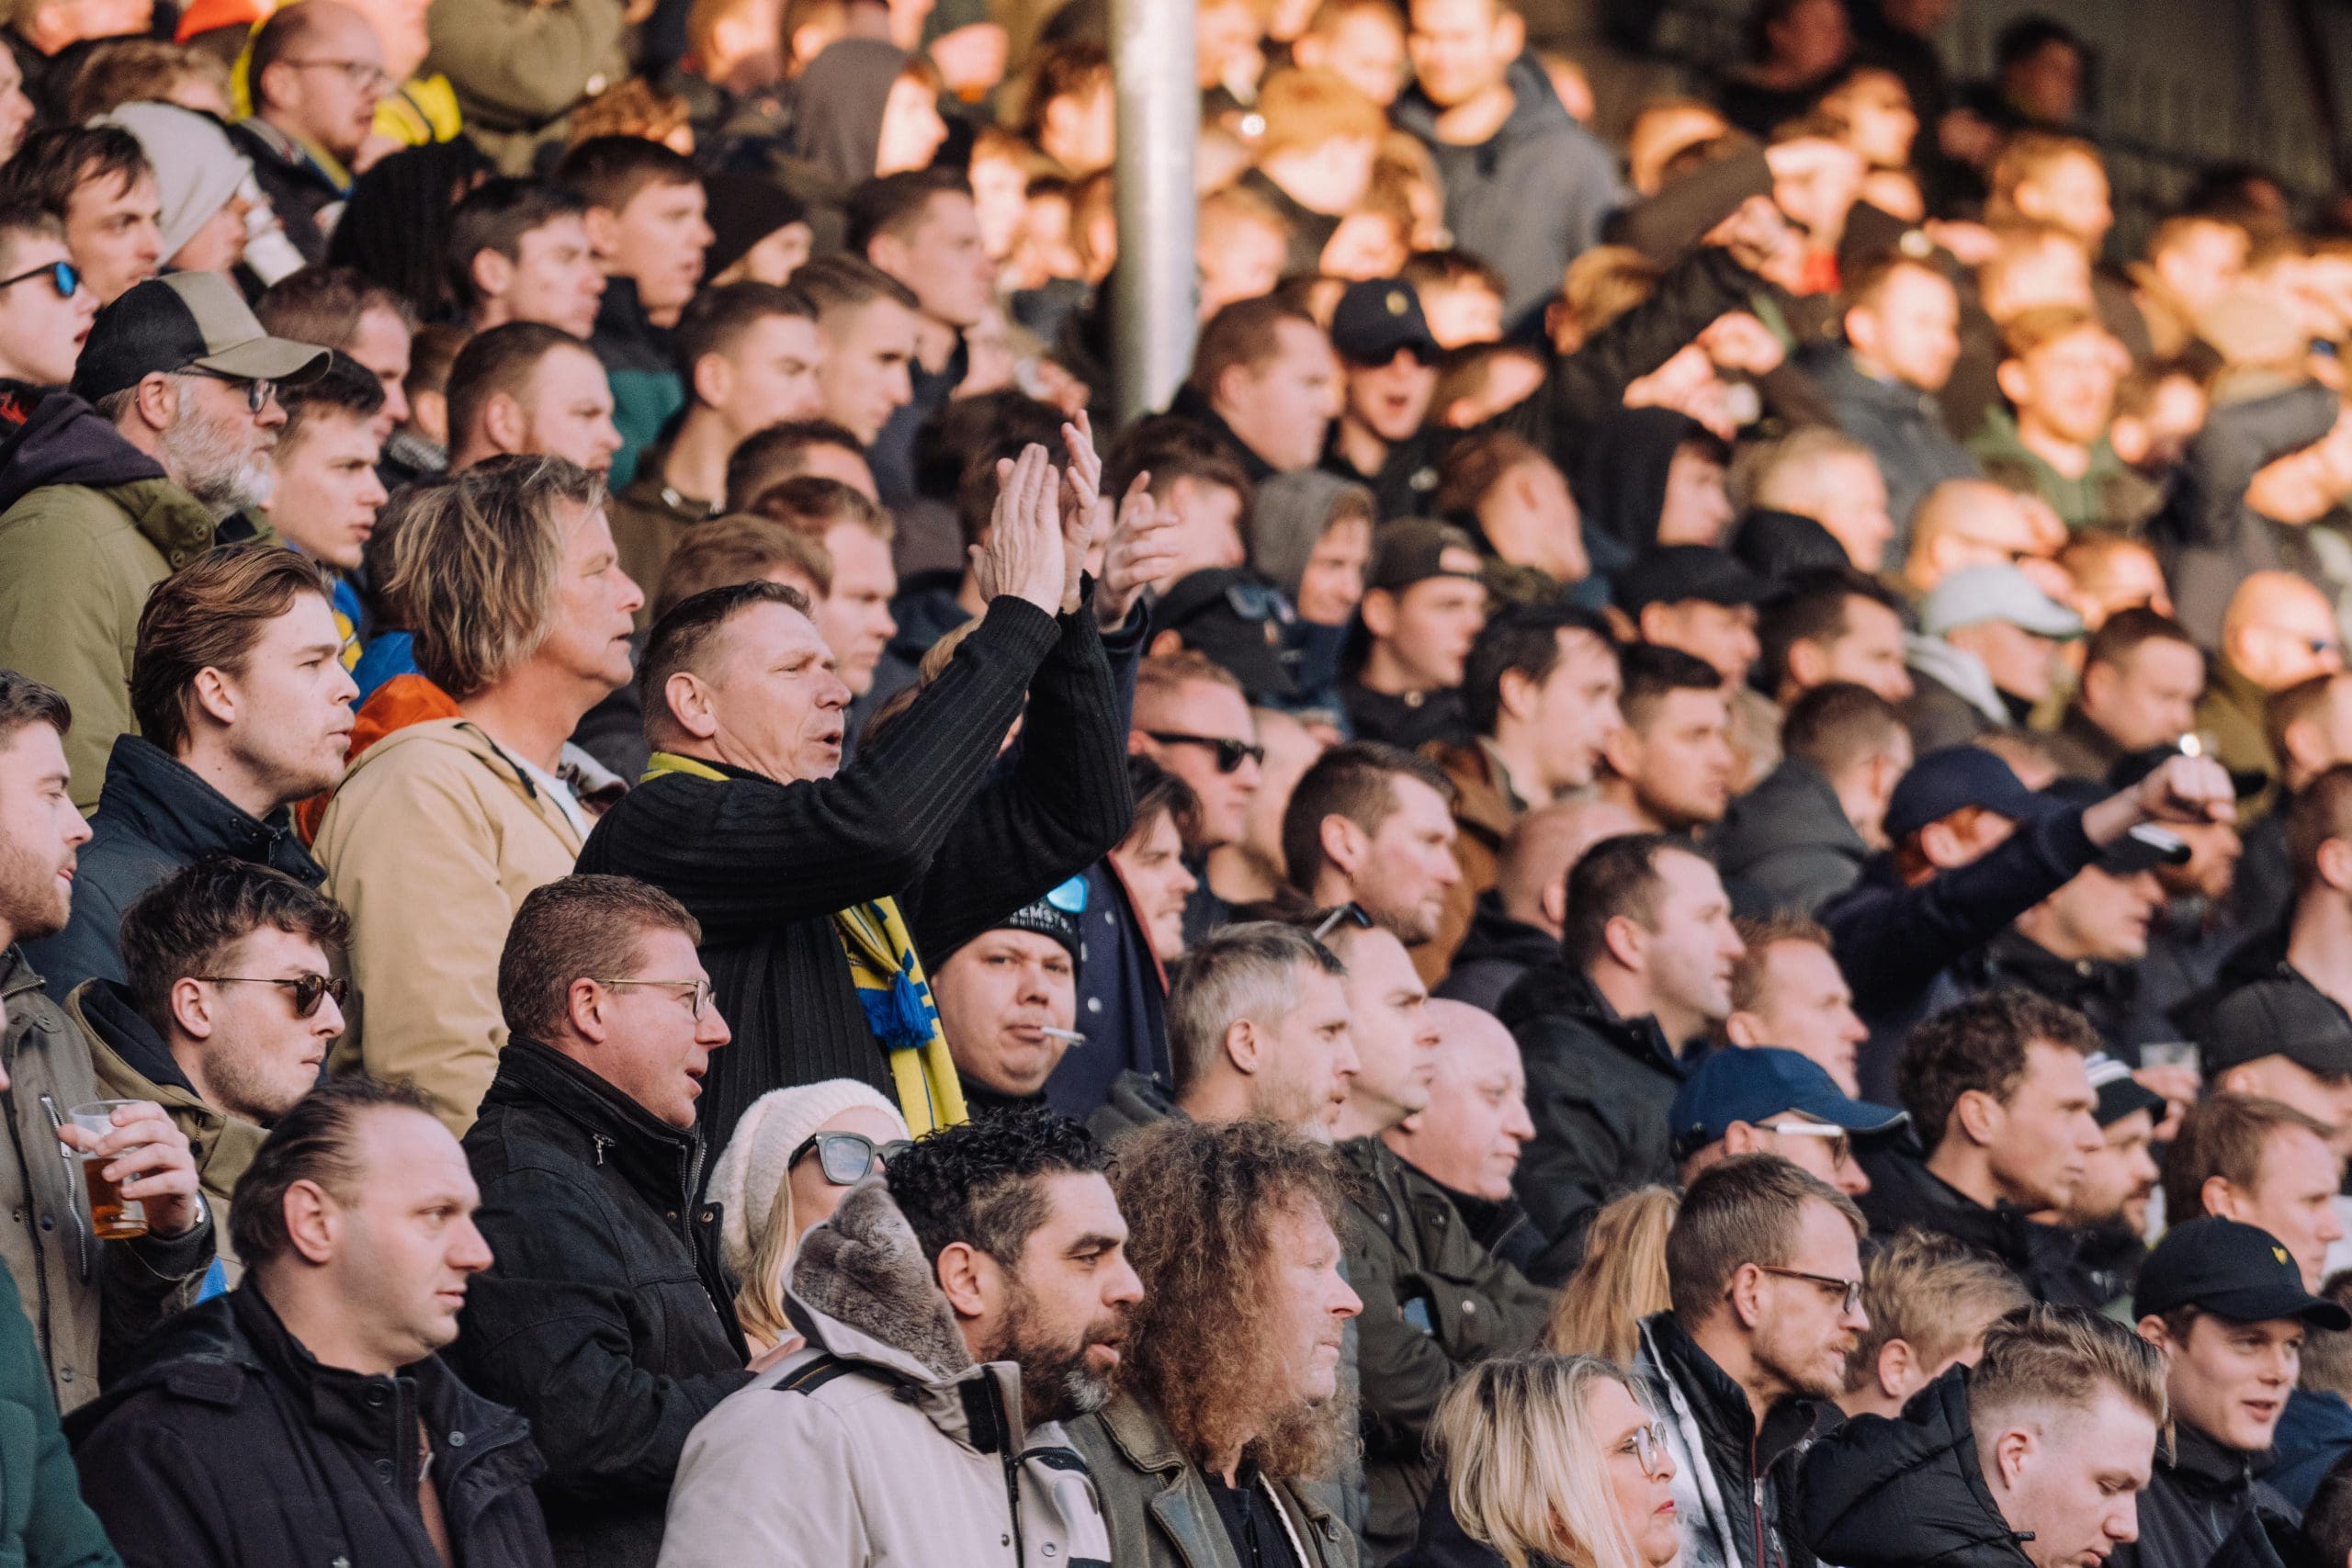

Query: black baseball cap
(2084, 1052), (2165, 1128)
(1883, 746), (2069, 841)
(1329, 278), (1440, 366)
(1612, 546), (1783, 615)
(1667, 1046), (1907, 1162)
(1367, 519), (1485, 595)
(72, 271), (329, 405)
(2132, 1217), (2351, 1327)
(2200, 976), (2352, 1077)
(1157, 568), (1302, 701)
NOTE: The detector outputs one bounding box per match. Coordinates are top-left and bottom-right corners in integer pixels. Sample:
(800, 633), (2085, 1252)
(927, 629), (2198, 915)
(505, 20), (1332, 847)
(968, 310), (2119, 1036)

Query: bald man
(1381, 997), (1546, 1275)
(1437, 798), (1644, 1013)
(234, 0), (390, 264)
(2199, 571), (2347, 789)
(1899, 479), (2064, 600)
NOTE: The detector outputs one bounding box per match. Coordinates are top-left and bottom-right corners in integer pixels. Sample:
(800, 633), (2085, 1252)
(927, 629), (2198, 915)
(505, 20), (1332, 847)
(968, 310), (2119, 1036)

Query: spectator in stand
(2120, 1219), (2350, 1568)
(2058, 529), (2177, 630)
(1501, 832), (1743, 1282)
(1897, 479), (2066, 602)
(789, 252), (922, 451)
(1799, 1304), (2166, 1568)
(2131, 215), (2249, 360)
(1718, 682), (1913, 919)
(1861, 988), (2105, 1304)
(1438, 798), (1644, 1015)
(1321, 276), (1443, 521)
(1972, 307), (2157, 534)
(1282, 741), (1462, 948)
(1292, 0), (1408, 108)
(1804, 255), (1979, 547)
(261, 359), (389, 653)
(1754, 571), (1914, 710)
(577, 444), (1132, 1156)
(0, 207), (94, 391)
(662, 1109), (1135, 1566)
(448, 876), (752, 1568)
(1668, 1044), (1905, 1197)
(2199, 572), (2346, 790)
(854, 169), (996, 502)
(68, 1077), (557, 1568)
(2164, 1094), (2345, 1298)
(28, 547), (349, 1000)
(724, 418), (878, 510)
(932, 885), (1086, 1118)
(2236, 673), (2352, 936)
(230, 0), (387, 265)
(1239, 69), (1384, 276)
(1720, 913), (1871, 1095)
(314, 457), (641, 1131)
(1393, 0), (1620, 331)
(1130, 653), (1263, 938)
(1422, 600), (1621, 981)
(1904, 564), (2084, 752)
(1613, 547), (1773, 698)
(1169, 295), (1343, 485)
(445, 321), (624, 476)
(1741, 426), (1896, 574)
(1384, 998), (1541, 1266)
(0, 271), (328, 809)
(1597, 644), (1736, 836)
(608, 284), (823, 625)
(747, 479), (904, 706)
(2050, 1056), (2167, 1313)
(447, 178), (605, 339)
(0, 126), (161, 305)
(2048, 609), (2205, 782)
(0, 671), (214, 1414)
(1431, 431), (1589, 596)
(2196, 977), (2352, 1160)
(1836, 1228), (2032, 1420)
(1345, 519), (1487, 751)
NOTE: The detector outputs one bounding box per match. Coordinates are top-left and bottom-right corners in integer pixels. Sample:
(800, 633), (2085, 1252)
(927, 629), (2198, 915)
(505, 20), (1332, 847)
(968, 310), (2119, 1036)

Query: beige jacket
(313, 718), (584, 1133)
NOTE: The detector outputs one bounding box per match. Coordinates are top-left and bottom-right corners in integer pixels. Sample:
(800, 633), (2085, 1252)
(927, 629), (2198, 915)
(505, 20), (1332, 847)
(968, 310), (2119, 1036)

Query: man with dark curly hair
(1068, 1117), (1365, 1568)
(660, 1106), (1140, 1565)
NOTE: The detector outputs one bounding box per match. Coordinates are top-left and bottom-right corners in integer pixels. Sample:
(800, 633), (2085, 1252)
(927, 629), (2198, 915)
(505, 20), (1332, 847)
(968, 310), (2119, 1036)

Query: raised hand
(969, 444), (1069, 615)
(1096, 472), (1185, 629)
(1059, 412), (1107, 615)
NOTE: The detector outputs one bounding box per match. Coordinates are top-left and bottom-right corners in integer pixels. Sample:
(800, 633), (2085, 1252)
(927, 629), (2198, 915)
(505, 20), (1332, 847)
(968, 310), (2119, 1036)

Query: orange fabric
(175, 0), (269, 43)
(294, 673), (458, 843)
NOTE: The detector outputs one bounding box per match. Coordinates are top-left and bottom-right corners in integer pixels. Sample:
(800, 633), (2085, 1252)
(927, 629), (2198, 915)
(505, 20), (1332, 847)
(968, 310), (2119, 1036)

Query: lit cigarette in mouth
(1040, 1027), (1087, 1045)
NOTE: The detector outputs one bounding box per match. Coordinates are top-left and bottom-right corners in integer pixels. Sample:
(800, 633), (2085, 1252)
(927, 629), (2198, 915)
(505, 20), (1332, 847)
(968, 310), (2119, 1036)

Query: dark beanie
(703, 173), (809, 280)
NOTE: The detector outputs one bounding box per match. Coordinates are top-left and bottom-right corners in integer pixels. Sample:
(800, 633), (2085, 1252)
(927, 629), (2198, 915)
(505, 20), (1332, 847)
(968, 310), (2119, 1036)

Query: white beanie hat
(707, 1079), (907, 1281)
(98, 103), (254, 265)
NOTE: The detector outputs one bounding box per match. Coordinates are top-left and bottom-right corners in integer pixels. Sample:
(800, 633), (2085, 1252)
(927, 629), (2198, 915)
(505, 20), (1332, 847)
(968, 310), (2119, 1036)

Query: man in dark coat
(451, 877), (759, 1568)
(69, 1077), (556, 1568)
(577, 442), (1133, 1154)
(1799, 1303), (2166, 1568)
(27, 546), (351, 999)
(229, 1), (388, 265)
(2114, 1219), (2352, 1568)
(1716, 682), (1912, 919)
(1498, 833), (1744, 1284)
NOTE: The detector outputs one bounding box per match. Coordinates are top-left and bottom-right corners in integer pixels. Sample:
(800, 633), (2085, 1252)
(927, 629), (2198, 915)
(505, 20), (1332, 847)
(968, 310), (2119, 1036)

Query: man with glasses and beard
(0, 270), (327, 806)
(1069, 1116), (1364, 1568)
(661, 1108), (1139, 1565)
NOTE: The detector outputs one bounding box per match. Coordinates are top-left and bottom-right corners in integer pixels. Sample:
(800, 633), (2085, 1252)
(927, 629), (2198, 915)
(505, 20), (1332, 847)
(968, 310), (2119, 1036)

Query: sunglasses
(792, 1130), (914, 1187)
(1145, 731), (1265, 773)
(187, 366), (277, 414)
(0, 258), (77, 299)
(195, 972), (348, 1018)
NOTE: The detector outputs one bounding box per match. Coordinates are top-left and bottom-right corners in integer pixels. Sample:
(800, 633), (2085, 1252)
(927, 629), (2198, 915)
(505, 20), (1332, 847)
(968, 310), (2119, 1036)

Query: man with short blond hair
(1837, 1228), (2031, 1420)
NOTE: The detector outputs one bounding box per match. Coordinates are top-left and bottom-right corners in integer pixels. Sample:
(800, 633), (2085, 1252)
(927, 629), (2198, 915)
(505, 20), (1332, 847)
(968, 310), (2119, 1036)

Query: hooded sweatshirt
(785, 39), (907, 191)
(1573, 406), (1708, 567)
(100, 102), (253, 264)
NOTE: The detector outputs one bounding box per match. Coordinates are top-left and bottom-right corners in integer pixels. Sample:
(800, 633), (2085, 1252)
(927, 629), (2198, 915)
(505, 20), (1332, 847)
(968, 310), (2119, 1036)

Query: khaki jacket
(313, 718), (584, 1133)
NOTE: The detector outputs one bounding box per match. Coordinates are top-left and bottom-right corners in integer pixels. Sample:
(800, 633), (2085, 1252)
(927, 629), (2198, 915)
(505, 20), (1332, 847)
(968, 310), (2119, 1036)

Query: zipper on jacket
(591, 1133), (611, 1167)
(1001, 1449), (1025, 1563)
(1751, 1433), (1767, 1568)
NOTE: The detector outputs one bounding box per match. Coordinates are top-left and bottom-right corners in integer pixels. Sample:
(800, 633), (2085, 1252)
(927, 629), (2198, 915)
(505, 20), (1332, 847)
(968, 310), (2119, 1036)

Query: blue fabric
(351, 629), (418, 705)
(2261, 1386), (2352, 1509)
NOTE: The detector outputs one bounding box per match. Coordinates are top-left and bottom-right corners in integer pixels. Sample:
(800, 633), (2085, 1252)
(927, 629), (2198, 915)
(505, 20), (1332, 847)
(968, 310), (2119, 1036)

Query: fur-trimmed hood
(789, 1177), (977, 1385)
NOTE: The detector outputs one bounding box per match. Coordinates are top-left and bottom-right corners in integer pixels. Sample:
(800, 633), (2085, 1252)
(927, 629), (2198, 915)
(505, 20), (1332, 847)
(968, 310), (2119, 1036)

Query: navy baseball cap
(1883, 747), (2068, 842)
(1668, 1046), (1907, 1162)
(1329, 278), (1440, 366)
(2133, 1217), (2351, 1327)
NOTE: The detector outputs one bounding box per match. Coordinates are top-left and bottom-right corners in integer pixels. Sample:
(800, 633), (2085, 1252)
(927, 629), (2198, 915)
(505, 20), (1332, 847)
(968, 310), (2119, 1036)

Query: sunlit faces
(1979, 1042), (2104, 1212)
(207, 591), (358, 804)
(266, 406), (388, 571)
(1517, 627), (1623, 792)
(1295, 512), (1372, 626)
(178, 925), (345, 1124)
(508, 345), (624, 475)
(2064, 1109), (2156, 1232)
(1259, 1199), (1362, 1403)
(868, 190), (993, 331)
(2145, 1313), (2301, 1454)
(703, 312), (827, 436)
(1350, 773), (1460, 944)
(933, 929), (1078, 1096)
(322, 1107), (495, 1369)
(980, 1168), (1142, 1426)
(1134, 678), (1260, 847)
(588, 925), (731, 1129)
(2207, 1123), (2346, 1291)
(477, 214), (604, 339)
(1849, 264), (1962, 393)
(1329, 925), (1437, 1134)
(535, 497), (644, 695)
(1745, 1197), (1867, 1401)
(811, 521), (896, 696)
(0, 717), (91, 945)
(345, 304), (413, 436)
(1591, 1376), (1681, 1568)
(1108, 808), (1197, 963)
(1984, 1389), (2154, 1568)
(63, 166), (161, 304)
(1247, 962), (1358, 1135)
(1604, 685), (1736, 829)
(672, 598), (854, 784)
(816, 296), (920, 445)
(0, 229), (94, 388)
(2002, 325), (2124, 450)
(1216, 320), (1343, 474)
(605, 178), (713, 322)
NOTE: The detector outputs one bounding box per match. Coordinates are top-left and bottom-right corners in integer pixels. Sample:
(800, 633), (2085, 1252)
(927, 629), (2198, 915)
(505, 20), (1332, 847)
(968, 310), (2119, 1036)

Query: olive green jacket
(1069, 1393), (1358, 1568)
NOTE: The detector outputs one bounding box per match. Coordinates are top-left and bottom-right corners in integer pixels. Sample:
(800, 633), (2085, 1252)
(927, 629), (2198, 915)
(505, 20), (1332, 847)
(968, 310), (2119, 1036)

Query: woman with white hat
(705, 1078), (910, 1354)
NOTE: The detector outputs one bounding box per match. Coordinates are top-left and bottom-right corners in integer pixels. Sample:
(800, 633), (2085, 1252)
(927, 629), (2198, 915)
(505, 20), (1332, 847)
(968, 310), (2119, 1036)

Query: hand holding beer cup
(61, 1101), (201, 1241)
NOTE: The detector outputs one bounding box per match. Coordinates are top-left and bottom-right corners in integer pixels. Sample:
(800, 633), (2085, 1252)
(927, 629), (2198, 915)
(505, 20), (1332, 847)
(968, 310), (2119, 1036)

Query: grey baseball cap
(72, 271), (330, 405)
(1919, 563), (2084, 640)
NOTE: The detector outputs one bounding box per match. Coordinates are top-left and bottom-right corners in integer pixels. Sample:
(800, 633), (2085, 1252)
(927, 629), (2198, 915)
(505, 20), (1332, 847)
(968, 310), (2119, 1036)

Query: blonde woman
(1424, 1354), (1681, 1568)
(705, 1079), (910, 1355)
(1544, 1186), (1679, 1365)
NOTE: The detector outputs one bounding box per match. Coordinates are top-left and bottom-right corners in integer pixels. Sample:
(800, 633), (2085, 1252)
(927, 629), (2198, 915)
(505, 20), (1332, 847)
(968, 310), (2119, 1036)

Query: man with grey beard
(0, 269), (326, 806)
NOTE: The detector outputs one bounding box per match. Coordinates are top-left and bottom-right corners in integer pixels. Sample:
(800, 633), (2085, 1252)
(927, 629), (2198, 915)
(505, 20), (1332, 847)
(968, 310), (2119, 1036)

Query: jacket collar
(93, 735), (321, 879)
(1645, 1312), (1821, 1477)
(1094, 1391), (1340, 1564)
(1498, 960), (1685, 1076)
(68, 977), (199, 1098)
(481, 1039), (702, 1210)
(2165, 1420), (2257, 1496)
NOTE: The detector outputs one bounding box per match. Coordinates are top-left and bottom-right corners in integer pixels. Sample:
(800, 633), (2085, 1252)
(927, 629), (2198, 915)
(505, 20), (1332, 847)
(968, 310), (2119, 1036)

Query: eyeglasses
(1619, 1421), (1671, 1480)
(1755, 1265), (1864, 1314)
(792, 1130), (914, 1186)
(283, 57), (391, 92)
(194, 973), (348, 1018)
(1145, 731), (1265, 773)
(1762, 1121), (1852, 1167)
(1313, 902), (1374, 942)
(593, 976), (716, 1020)
(186, 367), (277, 414)
(0, 258), (77, 299)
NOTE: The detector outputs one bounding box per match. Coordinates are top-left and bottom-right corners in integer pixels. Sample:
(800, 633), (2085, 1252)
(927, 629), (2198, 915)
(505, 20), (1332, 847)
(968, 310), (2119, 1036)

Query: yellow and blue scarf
(642, 752), (967, 1135)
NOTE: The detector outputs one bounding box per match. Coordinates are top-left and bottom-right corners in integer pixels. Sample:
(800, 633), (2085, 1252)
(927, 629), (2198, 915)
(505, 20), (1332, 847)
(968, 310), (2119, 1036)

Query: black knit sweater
(577, 594), (1134, 1157)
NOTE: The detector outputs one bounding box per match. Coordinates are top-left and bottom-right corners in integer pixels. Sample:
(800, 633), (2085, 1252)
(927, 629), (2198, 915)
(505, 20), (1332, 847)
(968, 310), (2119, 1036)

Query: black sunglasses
(194, 972), (349, 1018)
(0, 258), (76, 299)
(792, 1130), (914, 1187)
(1145, 730), (1265, 773)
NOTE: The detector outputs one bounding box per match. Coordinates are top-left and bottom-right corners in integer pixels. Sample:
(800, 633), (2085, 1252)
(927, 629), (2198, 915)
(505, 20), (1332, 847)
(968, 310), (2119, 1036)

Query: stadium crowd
(7, 0), (2352, 1565)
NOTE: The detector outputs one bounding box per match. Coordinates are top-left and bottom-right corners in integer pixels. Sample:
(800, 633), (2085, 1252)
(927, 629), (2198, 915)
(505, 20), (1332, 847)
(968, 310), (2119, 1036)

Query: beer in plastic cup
(67, 1101), (148, 1241)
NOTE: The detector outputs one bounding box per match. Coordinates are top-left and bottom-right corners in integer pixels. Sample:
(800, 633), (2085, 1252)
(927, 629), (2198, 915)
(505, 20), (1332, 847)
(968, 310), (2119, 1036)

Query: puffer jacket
(65, 1282), (552, 1568)
(1342, 1137), (1553, 1563)
(1797, 1363), (2037, 1568)
(69, 978), (266, 1283)
(453, 1040), (752, 1568)
(0, 392), (230, 809)
(0, 948), (215, 1415)
(1638, 1314), (1818, 1568)
(1854, 1144), (2094, 1308)
(313, 717), (586, 1132)
(2109, 1424), (2299, 1568)
(1070, 1392), (1357, 1568)
(658, 1179), (1113, 1566)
